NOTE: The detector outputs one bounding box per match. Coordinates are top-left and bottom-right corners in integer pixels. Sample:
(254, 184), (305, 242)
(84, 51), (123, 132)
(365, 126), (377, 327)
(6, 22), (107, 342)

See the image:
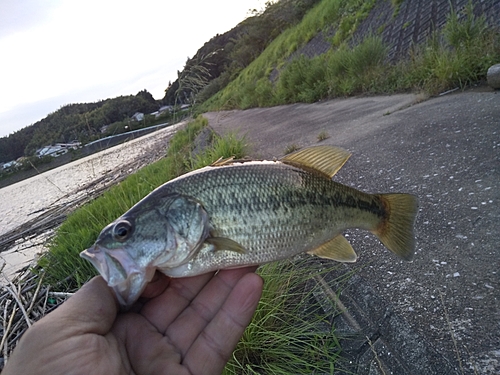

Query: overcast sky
(0, 0), (265, 138)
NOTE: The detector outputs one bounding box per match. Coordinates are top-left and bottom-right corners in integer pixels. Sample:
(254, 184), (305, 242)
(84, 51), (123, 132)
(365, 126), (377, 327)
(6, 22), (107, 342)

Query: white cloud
(0, 0), (265, 137)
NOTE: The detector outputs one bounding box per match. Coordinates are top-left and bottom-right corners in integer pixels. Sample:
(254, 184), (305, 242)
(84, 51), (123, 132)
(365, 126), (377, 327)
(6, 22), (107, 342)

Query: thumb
(47, 276), (119, 335)
(2, 277), (119, 375)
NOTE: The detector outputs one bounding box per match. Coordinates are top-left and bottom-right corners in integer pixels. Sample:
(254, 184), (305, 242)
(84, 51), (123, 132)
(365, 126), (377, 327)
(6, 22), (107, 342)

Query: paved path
(204, 88), (500, 374)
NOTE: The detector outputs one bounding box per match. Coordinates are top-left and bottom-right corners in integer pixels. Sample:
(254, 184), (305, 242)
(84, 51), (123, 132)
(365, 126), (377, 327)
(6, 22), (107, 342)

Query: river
(0, 122), (185, 280)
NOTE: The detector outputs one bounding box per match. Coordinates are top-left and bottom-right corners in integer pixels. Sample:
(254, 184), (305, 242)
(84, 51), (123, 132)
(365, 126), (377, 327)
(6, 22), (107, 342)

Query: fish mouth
(80, 245), (150, 309)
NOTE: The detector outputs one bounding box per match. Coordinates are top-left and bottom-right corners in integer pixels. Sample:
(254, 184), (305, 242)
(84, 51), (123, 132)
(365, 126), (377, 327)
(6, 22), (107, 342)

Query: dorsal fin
(281, 145), (351, 178)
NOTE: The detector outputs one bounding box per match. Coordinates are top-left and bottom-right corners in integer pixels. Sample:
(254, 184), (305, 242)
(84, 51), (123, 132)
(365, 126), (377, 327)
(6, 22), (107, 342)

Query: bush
(325, 36), (389, 96)
(190, 132), (247, 170)
(443, 1), (488, 49)
(404, 7), (499, 95)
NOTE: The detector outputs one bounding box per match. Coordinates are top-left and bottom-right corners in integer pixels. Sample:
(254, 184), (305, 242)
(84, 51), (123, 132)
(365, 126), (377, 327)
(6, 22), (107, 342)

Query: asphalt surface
(204, 87), (499, 374)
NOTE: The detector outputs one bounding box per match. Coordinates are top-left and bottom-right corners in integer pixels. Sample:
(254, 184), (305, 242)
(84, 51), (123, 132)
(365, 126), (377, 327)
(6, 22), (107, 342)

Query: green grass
(202, 0), (377, 111)
(317, 131), (330, 142)
(39, 116), (246, 286)
(224, 257), (345, 374)
(402, 4), (498, 95)
(274, 35), (390, 103)
(284, 143), (301, 155)
(190, 132), (247, 170)
(200, 0), (498, 111)
(273, 9), (499, 102)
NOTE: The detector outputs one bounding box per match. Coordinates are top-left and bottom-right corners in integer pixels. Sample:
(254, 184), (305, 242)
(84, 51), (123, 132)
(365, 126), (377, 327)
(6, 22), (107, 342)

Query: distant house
(36, 145), (66, 157)
(150, 105), (174, 118)
(1, 160), (19, 171)
(35, 142), (81, 158)
(131, 112), (144, 121)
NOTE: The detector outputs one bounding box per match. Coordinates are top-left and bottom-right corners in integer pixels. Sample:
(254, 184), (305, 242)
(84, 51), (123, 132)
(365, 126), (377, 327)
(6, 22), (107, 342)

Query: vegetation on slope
(162, 0), (323, 106)
(202, 0), (378, 110)
(202, 0), (499, 110)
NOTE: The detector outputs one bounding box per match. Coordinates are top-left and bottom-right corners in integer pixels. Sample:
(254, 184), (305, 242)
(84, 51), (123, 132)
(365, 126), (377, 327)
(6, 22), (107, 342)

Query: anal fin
(307, 235), (357, 262)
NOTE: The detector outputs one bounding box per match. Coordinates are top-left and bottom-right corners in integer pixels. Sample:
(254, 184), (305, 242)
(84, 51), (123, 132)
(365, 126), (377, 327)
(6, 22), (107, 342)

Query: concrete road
(204, 88), (499, 374)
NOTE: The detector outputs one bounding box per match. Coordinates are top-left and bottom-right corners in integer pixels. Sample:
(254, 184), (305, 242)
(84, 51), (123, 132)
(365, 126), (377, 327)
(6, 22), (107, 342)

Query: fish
(81, 145), (418, 308)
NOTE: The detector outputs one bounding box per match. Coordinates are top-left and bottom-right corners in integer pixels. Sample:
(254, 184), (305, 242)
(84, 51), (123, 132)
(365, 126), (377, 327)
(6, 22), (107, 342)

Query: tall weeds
(275, 35), (389, 102)
(223, 257), (343, 374)
(204, 0), (499, 110)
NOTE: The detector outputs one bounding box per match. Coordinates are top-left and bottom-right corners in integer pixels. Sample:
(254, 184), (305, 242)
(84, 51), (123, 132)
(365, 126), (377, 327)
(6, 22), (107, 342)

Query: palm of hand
(3, 268), (262, 375)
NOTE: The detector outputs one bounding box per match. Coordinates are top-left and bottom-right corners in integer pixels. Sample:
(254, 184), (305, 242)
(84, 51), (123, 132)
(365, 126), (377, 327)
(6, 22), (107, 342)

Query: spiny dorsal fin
(210, 156), (235, 167)
(307, 234), (358, 262)
(206, 237), (247, 254)
(281, 145), (351, 178)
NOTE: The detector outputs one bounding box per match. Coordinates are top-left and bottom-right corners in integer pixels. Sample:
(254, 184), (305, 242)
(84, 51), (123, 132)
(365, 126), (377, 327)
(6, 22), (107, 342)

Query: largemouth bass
(81, 145), (418, 308)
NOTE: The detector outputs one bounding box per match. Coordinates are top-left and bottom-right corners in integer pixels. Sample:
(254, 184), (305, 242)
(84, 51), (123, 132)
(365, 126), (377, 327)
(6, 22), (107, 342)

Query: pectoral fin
(307, 235), (357, 262)
(206, 237), (247, 254)
(281, 145), (351, 178)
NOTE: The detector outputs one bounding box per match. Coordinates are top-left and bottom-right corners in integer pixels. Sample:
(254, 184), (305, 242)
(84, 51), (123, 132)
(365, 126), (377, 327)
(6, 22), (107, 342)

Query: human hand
(2, 267), (263, 375)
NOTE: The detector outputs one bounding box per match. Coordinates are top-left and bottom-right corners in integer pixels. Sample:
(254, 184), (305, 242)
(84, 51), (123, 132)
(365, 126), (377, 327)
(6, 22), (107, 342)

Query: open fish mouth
(80, 245), (149, 308)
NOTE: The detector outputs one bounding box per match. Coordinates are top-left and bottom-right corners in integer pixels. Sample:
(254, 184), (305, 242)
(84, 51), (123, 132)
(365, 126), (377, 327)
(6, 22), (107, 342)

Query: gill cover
(81, 193), (211, 308)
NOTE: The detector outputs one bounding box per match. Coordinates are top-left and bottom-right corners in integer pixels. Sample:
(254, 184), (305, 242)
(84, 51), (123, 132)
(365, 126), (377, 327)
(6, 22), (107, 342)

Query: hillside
(0, 90), (159, 164)
(1, 0), (498, 166)
(161, 0), (322, 106)
(203, 0), (500, 110)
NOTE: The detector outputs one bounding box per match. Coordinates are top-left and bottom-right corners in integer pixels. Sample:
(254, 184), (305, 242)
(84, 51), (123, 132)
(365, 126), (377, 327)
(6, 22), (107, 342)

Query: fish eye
(113, 220), (133, 242)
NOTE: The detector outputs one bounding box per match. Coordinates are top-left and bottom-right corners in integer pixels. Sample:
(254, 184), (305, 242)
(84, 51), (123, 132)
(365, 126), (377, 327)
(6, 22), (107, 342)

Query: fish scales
(144, 161), (383, 276)
(81, 145), (418, 308)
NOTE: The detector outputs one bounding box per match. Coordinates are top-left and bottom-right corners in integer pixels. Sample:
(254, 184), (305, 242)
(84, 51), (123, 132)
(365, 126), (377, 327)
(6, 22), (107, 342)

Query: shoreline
(0, 122), (186, 280)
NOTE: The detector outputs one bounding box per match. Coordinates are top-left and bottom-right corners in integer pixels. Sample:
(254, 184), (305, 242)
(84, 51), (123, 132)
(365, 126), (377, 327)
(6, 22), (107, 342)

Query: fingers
(184, 272), (263, 375)
(140, 271), (170, 299)
(140, 267), (258, 335)
(139, 271), (215, 330)
(163, 267), (259, 353)
(47, 276), (119, 336)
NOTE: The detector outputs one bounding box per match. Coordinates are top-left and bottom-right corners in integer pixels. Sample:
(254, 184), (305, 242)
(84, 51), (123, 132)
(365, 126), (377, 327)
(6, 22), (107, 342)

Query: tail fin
(372, 193), (419, 261)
